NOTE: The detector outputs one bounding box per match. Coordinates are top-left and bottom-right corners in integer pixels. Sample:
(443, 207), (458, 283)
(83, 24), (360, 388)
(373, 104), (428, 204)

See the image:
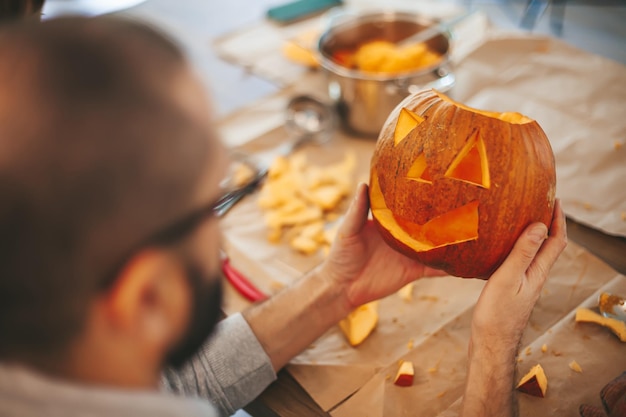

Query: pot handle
(390, 64), (456, 97)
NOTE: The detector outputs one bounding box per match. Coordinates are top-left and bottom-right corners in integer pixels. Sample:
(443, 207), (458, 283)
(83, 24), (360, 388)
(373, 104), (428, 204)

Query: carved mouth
(370, 171), (479, 252)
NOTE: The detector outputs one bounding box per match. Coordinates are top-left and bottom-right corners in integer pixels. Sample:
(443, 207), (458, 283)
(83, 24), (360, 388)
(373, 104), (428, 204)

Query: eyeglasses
(211, 169), (267, 217)
(98, 191), (226, 290)
(98, 168), (267, 290)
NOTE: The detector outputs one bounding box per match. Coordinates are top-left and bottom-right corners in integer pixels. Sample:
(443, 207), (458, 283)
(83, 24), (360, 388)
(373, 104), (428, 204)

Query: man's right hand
(472, 198), (567, 349)
(461, 199), (567, 417)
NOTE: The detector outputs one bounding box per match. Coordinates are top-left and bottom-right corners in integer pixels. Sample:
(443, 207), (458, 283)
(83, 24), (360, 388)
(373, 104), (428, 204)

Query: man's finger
(338, 183), (369, 238)
(496, 222), (548, 286)
(527, 199), (567, 286)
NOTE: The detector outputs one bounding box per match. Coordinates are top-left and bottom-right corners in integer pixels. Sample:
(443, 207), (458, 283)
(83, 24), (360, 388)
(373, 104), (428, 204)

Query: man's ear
(100, 249), (191, 356)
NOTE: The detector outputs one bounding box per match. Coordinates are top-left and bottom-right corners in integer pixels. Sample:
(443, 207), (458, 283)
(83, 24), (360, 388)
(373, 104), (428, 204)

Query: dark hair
(0, 0), (45, 22)
(0, 17), (214, 359)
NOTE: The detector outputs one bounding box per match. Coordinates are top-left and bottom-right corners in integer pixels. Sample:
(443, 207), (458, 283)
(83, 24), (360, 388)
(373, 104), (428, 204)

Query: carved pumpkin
(370, 89), (556, 278)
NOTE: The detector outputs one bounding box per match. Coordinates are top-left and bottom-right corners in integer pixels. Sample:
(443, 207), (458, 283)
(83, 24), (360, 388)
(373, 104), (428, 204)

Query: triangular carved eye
(394, 108), (424, 146)
(406, 153), (433, 184)
(445, 130), (490, 188)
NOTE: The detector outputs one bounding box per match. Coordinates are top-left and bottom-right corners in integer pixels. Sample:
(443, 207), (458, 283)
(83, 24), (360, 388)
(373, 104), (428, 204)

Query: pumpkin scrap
(575, 307), (626, 342)
(517, 364), (548, 397)
(258, 152), (355, 255)
(339, 301), (379, 347)
(281, 30), (320, 68)
(370, 89), (556, 278)
(569, 360), (583, 373)
(397, 282), (414, 301)
(393, 360), (415, 387)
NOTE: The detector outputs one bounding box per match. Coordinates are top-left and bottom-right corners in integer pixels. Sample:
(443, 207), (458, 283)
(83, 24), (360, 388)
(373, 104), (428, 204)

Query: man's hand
(471, 198), (567, 349)
(461, 199), (567, 417)
(319, 183), (446, 310)
(244, 183), (445, 371)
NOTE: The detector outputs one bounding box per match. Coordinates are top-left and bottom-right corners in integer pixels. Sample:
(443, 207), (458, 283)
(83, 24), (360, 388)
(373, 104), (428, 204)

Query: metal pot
(317, 11), (455, 137)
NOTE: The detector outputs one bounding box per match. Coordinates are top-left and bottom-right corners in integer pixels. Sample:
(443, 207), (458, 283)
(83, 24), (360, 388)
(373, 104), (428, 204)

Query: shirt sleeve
(161, 313), (276, 417)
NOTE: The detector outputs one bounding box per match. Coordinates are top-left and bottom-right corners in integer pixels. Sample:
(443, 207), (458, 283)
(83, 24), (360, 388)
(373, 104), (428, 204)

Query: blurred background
(39, 0), (626, 117)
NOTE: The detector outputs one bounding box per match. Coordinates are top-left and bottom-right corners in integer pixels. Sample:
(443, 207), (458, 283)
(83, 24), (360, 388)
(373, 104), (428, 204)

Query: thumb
(500, 223), (548, 278)
(338, 183), (370, 238)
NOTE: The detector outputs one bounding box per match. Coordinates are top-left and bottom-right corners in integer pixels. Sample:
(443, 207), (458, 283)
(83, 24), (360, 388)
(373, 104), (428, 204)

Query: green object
(267, 0), (343, 23)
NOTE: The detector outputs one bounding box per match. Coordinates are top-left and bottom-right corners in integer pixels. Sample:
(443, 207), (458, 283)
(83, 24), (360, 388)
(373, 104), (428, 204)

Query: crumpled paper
(329, 247), (626, 417)
(449, 34), (626, 238)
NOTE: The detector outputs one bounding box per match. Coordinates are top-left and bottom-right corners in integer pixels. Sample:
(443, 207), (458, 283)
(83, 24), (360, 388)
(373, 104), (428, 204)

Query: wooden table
(567, 219), (626, 277)
(246, 370), (328, 417)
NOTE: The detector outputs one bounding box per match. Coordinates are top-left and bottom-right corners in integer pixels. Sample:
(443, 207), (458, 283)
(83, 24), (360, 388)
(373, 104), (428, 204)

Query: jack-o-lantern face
(370, 90), (556, 278)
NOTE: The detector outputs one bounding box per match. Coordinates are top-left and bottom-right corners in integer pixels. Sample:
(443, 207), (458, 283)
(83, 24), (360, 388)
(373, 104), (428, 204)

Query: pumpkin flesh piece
(370, 171), (479, 251)
(516, 364), (548, 397)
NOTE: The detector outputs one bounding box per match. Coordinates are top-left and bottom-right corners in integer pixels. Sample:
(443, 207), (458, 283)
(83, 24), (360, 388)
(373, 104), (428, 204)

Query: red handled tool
(221, 253), (268, 302)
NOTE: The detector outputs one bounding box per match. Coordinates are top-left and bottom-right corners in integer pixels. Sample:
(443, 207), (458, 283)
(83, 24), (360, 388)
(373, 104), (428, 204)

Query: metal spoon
(284, 94), (336, 145)
(396, 11), (475, 48)
(213, 95), (337, 217)
(598, 292), (626, 322)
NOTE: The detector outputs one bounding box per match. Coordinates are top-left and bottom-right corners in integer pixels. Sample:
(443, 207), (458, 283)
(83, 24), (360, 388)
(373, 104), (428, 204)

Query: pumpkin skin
(370, 89), (556, 278)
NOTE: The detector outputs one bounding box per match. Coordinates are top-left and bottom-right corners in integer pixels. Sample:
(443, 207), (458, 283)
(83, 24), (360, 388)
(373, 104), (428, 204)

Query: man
(0, 16), (567, 417)
(0, 0), (44, 22)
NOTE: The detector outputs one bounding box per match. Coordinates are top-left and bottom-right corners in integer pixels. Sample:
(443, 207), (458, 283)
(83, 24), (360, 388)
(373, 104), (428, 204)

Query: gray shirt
(0, 313), (276, 417)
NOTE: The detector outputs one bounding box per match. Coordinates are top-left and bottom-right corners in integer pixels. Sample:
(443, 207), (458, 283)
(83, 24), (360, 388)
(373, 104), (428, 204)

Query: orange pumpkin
(370, 89), (556, 278)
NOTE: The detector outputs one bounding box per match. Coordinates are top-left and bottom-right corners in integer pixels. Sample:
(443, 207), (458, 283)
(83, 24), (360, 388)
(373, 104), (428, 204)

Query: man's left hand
(319, 183), (446, 310)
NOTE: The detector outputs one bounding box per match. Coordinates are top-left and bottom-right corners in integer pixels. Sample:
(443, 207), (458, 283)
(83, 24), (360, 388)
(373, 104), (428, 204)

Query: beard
(164, 258), (223, 369)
